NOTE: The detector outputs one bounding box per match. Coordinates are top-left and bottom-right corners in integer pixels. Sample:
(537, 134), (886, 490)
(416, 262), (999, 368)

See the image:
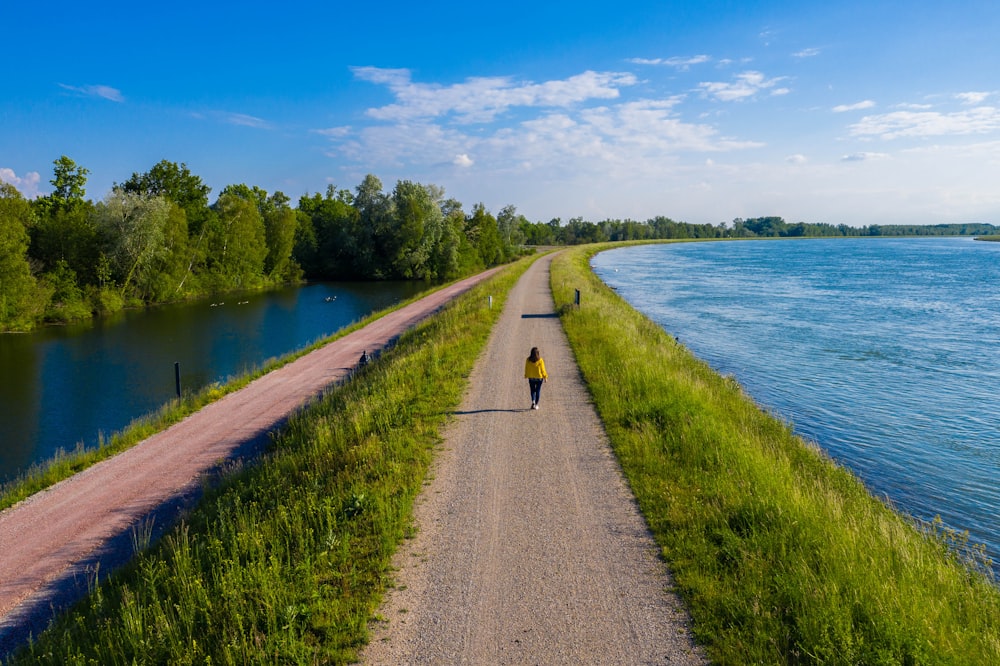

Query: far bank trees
(1, 157), (525, 331)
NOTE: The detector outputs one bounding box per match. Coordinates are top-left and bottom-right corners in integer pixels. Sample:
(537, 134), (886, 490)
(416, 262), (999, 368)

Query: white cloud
(352, 67), (638, 123)
(223, 112), (271, 129)
(628, 55), (711, 70)
(0, 168), (42, 198)
(841, 152), (890, 162)
(698, 71), (788, 102)
(195, 111), (271, 129)
(58, 83), (124, 102)
(313, 126), (352, 138)
(849, 107), (1000, 139)
(956, 91), (992, 105)
(322, 75), (763, 181)
(331, 122), (472, 168)
(793, 48), (821, 58)
(786, 154), (807, 164)
(833, 100), (876, 112)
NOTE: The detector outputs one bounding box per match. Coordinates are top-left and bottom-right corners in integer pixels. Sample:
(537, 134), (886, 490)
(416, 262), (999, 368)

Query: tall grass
(11, 257), (533, 665)
(552, 243), (1000, 664)
(0, 278), (474, 513)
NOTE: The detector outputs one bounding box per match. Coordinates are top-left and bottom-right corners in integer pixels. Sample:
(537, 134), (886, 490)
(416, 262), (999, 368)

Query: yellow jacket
(524, 357), (548, 380)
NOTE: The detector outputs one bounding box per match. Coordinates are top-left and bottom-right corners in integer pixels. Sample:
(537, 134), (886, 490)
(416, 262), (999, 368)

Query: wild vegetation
(551, 242), (1000, 664)
(0, 157), (526, 331)
(9, 256), (531, 664)
(0, 276), (435, 513)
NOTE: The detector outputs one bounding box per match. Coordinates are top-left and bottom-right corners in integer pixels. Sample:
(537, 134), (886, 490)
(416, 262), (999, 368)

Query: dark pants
(528, 378), (543, 405)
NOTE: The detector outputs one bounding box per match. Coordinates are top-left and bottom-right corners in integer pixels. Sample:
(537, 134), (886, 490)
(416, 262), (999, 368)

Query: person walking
(524, 346), (548, 410)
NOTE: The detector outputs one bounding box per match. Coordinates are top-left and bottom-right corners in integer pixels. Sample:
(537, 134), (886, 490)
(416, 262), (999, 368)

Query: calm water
(0, 281), (423, 483)
(592, 237), (1000, 563)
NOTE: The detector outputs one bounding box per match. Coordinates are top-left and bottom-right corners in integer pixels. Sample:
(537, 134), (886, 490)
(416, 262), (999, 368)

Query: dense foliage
(4, 155), (996, 332)
(0, 158), (524, 331)
(518, 214), (1000, 245)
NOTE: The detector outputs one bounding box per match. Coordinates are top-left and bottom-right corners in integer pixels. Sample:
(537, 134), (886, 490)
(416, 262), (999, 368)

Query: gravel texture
(362, 254), (706, 665)
(0, 266), (502, 658)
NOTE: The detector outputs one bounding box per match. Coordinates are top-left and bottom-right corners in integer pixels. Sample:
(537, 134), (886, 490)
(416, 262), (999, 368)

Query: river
(592, 237), (1000, 566)
(0, 281), (424, 483)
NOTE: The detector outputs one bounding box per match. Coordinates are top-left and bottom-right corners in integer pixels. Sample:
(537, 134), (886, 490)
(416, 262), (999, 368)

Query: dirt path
(363, 254), (706, 664)
(0, 267), (502, 657)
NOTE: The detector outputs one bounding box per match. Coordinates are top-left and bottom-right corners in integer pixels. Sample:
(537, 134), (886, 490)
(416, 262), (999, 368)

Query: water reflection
(0, 281), (423, 482)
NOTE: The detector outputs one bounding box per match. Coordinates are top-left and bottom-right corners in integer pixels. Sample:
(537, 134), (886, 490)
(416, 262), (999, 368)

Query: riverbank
(5, 257), (532, 663)
(0, 278), (448, 513)
(552, 242), (1000, 663)
(7, 242), (1000, 663)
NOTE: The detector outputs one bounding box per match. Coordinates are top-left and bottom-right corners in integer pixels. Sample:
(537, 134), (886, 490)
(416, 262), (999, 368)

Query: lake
(592, 237), (1000, 565)
(0, 281), (424, 483)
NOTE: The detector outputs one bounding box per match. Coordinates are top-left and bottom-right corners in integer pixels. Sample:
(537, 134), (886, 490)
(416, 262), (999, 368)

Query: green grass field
(551, 242), (1000, 664)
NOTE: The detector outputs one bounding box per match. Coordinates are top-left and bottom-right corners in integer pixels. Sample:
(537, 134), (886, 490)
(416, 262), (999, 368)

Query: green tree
(296, 186), (358, 279)
(30, 156), (98, 283)
(468, 204), (503, 267)
(40, 259), (89, 323)
(94, 189), (172, 299)
(218, 184), (298, 281)
(353, 174), (392, 277)
(208, 192), (267, 289)
(0, 184), (41, 329)
(438, 200), (477, 277)
(122, 161), (212, 295)
(264, 205), (298, 279)
(148, 202), (191, 300)
(497, 204), (528, 254)
(389, 180), (444, 279)
(47, 155), (90, 211)
(121, 160), (212, 235)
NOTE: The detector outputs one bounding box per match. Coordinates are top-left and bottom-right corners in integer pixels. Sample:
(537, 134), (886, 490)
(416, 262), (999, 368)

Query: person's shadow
(452, 408), (525, 415)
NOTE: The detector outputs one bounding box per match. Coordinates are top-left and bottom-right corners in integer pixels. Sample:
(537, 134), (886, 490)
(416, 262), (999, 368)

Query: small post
(488, 295), (493, 309)
(174, 362), (181, 398)
(574, 288), (581, 306)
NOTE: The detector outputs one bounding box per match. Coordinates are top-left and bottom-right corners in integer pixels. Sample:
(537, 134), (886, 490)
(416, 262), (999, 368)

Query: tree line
(0, 157), (528, 331)
(518, 215), (1000, 245)
(2, 157), (996, 332)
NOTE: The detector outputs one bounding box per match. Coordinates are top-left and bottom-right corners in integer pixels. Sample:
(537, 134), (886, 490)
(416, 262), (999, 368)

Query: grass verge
(552, 243), (1000, 664)
(9, 256), (532, 664)
(0, 274), (494, 513)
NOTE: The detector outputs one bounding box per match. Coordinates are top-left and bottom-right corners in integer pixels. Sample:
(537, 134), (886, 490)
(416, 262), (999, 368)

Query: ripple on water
(593, 237), (1000, 567)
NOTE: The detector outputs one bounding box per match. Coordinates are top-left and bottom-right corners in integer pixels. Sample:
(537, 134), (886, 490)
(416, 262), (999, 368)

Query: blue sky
(3, 1), (999, 227)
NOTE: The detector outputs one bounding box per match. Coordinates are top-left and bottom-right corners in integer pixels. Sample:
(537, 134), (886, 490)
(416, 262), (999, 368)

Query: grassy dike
(0, 277), (475, 513)
(551, 243), (1000, 664)
(11, 257), (533, 665)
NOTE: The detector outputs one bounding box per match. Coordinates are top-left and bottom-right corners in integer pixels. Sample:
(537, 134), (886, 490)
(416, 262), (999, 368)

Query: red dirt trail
(0, 267), (500, 655)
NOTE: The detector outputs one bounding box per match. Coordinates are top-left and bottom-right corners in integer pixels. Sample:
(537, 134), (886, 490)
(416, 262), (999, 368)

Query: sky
(3, 0), (1000, 227)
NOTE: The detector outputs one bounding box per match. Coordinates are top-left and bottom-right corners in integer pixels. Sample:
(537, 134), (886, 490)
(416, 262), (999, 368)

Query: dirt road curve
(0, 266), (501, 656)
(363, 254), (706, 664)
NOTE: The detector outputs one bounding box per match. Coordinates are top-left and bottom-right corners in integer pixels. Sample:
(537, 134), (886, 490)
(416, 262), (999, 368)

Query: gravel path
(362, 254), (706, 665)
(0, 266), (502, 657)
